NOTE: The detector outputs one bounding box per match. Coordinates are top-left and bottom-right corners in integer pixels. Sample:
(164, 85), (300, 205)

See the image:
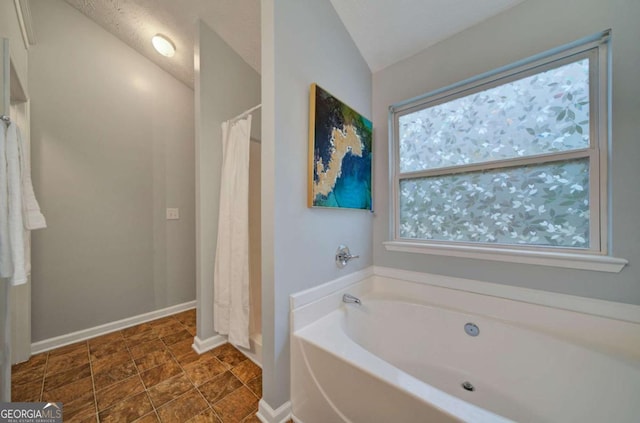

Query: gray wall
(194, 21), (261, 342)
(261, 0), (373, 409)
(29, 0), (196, 341)
(373, 0), (640, 305)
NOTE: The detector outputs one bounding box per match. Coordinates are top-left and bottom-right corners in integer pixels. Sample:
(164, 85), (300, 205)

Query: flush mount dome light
(152, 34), (175, 57)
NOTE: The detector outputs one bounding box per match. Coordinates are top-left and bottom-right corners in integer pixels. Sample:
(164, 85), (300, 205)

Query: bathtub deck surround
(11, 310), (269, 423)
(290, 268), (640, 422)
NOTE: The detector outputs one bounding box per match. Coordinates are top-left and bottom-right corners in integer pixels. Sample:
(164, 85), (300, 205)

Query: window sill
(383, 241), (628, 273)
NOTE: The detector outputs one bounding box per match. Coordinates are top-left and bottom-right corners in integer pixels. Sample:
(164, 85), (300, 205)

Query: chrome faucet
(343, 293), (361, 305)
(336, 245), (359, 268)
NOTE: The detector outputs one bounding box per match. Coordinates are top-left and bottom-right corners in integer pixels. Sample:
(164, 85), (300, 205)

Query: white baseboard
(192, 334), (226, 354)
(237, 333), (262, 367)
(31, 300), (196, 355)
(257, 399), (291, 423)
(194, 332), (263, 367)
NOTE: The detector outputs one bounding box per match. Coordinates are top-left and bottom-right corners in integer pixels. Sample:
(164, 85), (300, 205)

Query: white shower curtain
(213, 115), (251, 349)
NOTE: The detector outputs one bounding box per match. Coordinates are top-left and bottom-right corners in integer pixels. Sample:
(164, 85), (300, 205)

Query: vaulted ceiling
(61, 0), (524, 88)
(63, 0), (261, 88)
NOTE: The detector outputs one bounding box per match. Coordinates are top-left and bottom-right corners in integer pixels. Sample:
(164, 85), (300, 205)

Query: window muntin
(391, 37), (609, 255)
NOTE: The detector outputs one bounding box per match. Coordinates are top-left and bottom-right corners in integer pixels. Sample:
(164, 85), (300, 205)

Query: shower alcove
(194, 20), (263, 364)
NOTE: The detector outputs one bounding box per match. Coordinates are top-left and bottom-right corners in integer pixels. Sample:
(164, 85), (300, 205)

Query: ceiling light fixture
(152, 34), (176, 57)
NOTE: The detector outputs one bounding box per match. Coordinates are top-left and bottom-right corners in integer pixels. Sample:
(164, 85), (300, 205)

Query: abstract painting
(308, 83), (372, 210)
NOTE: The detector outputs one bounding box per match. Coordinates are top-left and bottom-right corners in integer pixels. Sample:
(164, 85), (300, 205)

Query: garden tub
(290, 273), (640, 422)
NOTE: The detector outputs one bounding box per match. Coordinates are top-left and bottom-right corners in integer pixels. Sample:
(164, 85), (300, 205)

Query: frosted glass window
(391, 35), (609, 254)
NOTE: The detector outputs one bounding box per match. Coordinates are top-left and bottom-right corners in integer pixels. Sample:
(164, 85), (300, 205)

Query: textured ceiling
(63, 0), (260, 88)
(61, 0), (524, 88)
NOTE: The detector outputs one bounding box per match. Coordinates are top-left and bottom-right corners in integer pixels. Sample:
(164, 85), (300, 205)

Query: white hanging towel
(5, 122), (26, 285)
(0, 121), (46, 285)
(0, 121), (11, 278)
(17, 126), (46, 230)
(213, 116), (251, 349)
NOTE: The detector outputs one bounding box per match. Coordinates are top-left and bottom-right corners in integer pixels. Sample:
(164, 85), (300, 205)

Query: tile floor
(11, 309), (270, 423)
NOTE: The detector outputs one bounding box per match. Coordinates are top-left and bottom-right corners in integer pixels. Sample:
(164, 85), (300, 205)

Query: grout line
(86, 340), (100, 423)
(38, 352), (49, 402)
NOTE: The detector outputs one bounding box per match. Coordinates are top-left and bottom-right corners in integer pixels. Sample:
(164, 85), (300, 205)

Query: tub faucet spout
(343, 293), (361, 305)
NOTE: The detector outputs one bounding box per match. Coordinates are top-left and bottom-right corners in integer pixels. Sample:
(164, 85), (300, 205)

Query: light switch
(166, 208), (180, 220)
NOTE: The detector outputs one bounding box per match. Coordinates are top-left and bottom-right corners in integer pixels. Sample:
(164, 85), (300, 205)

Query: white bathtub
(290, 271), (640, 423)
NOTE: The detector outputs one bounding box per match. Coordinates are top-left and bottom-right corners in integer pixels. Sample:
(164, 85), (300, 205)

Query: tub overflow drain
(464, 322), (479, 337)
(462, 381), (475, 392)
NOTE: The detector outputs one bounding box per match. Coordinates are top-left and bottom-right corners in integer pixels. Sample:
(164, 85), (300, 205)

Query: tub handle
(336, 245), (359, 268)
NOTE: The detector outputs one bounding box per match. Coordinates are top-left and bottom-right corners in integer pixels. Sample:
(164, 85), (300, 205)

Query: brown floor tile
(241, 415), (262, 423)
(173, 309), (196, 324)
(93, 360), (138, 391)
(48, 341), (87, 357)
(188, 408), (221, 423)
(65, 403), (98, 423)
(153, 321), (185, 338)
(139, 359), (183, 388)
(130, 339), (166, 360)
(181, 317), (196, 328)
(230, 360), (261, 384)
(212, 344), (247, 368)
(122, 323), (154, 338)
(133, 412), (161, 423)
(147, 373), (193, 408)
(11, 380), (42, 402)
(161, 329), (192, 346)
(135, 349), (174, 372)
(197, 371), (243, 405)
(183, 356), (227, 386)
(148, 316), (177, 328)
(177, 321), (196, 331)
(87, 331), (124, 348)
(91, 349), (133, 374)
(156, 389), (209, 423)
(96, 375), (146, 411)
(245, 376), (262, 398)
(42, 376), (94, 413)
(12, 352), (48, 373)
(43, 363), (91, 392)
(46, 347), (89, 375)
(212, 386), (258, 423)
(11, 310), (263, 423)
(98, 391), (154, 423)
(11, 364), (45, 386)
(174, 349), (204, 367)
(167, 338), (195, 358)
(126, 330), (160, 346)
(89, 339), (128, 360)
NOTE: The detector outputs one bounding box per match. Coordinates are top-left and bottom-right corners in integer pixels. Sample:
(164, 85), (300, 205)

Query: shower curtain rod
(230, 104), (261, 123)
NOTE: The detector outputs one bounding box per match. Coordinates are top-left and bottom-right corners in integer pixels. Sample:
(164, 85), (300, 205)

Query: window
(388, 31), (626, 272)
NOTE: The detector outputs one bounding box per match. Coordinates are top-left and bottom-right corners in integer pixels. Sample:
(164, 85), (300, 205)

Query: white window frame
(385, 30), (627, 273)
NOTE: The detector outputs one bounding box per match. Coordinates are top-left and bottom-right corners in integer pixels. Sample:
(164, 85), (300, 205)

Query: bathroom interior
(0, 0), (638, 422)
